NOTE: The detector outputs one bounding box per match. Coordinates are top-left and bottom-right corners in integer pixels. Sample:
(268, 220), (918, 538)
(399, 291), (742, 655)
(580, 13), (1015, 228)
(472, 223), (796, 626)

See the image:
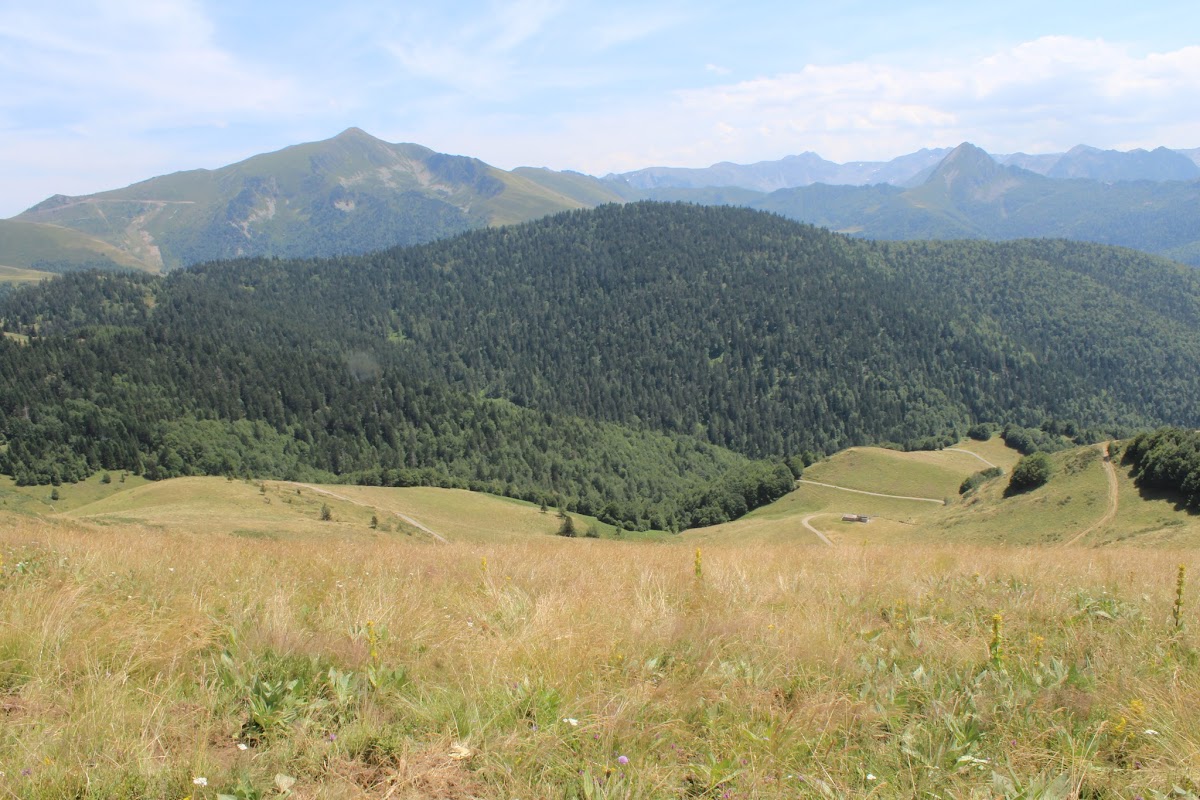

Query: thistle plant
(1173, 564), (1187, 631)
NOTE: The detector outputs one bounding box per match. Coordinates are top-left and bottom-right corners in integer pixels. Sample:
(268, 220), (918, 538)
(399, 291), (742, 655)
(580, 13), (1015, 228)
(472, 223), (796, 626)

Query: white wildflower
(192, 776), (208, 786)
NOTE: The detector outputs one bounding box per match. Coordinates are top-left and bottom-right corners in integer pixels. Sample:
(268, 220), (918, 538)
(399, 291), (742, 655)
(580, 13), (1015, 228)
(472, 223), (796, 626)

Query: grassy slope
(0, 472), (151, 516)
(694, 438), (1200, 547)
(509, 168), (628, 208)
(0, 265), (56, 285)
(925, 447), (1111, 545)
(12, 132), (602, 267)
(481, 170), (591, 226)
(60, 478), (516, 543)
(0, 219), (155, 272)
(34, 476), (652, 545)
(10, 435), (1199, 550)
(802, 446), (983, 498)
(3, 507), (1199, 798)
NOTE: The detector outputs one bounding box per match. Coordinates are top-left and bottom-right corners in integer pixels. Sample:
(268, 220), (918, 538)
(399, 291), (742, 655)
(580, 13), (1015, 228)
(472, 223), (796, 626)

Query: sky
(1, 0), (1199, 217)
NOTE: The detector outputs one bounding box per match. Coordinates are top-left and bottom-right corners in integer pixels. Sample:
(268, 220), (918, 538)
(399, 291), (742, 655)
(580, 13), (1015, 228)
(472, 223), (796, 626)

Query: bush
(1006, 453), (1052, 496)
(967, 423), (996, 441)
(1003, 423), (1075, 455)
(959, 466), (1003, 495)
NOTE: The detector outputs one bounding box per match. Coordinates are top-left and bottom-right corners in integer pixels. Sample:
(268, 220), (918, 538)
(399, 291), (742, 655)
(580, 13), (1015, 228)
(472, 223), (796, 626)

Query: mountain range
(609, 142), (1200, 191)
(745, 143), (1200, 265)
(2, 129), (1199, 273)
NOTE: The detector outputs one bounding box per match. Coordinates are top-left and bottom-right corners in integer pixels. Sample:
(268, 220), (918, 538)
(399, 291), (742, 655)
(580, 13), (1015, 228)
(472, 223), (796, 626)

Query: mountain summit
(11, 129), (621, 270)
(912, 142), (1035, 206)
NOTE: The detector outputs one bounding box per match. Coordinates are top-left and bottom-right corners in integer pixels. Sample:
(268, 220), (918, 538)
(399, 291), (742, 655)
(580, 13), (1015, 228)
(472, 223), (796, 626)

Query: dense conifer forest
(4, 202), (1200, 526)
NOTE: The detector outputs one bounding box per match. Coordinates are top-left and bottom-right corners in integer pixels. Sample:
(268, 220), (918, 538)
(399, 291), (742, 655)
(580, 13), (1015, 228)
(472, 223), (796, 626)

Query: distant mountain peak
(334, 126), (376, 141)
(928, 143), (1003, 184)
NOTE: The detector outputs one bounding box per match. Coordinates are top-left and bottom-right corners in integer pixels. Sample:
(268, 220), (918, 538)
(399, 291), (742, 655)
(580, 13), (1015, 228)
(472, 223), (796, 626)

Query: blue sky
(1, 0), (1198, 217)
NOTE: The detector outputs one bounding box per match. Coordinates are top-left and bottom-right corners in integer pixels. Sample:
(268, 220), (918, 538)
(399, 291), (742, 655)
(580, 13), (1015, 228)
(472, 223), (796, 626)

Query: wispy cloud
(415, 37), (1200, 175)
(620, 37), (1200, 166)
(382, 0), (567, 94)
(588, 10), (685, 51)
(0, 0), (301, 130)
(0, 0), (308, 212)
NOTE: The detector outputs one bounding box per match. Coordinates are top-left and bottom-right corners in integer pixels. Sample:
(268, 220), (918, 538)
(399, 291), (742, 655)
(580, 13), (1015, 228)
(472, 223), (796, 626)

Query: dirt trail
(796, 478), (945, 504)
(280, 482), (448, 543)
(1063, 443), (1119, 546)
(944, 447), (997, 468)
(800, 514), (835, 546)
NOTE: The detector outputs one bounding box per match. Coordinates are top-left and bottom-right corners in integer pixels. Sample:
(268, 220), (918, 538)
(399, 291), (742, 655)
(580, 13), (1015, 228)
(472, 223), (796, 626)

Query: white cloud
(382, 0), (567, 94)
(0, 0), (302, 132)
(587, 10), (685, 51)
(502, 36), (1200, 172)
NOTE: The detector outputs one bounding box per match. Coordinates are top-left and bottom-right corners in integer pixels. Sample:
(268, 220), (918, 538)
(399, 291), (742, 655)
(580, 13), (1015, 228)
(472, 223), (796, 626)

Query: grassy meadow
(2, 440), (1200, 798)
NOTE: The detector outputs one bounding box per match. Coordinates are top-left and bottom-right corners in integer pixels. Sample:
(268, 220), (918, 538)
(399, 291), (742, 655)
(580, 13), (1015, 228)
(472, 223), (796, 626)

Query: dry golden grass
(3, 509), (1200, 798)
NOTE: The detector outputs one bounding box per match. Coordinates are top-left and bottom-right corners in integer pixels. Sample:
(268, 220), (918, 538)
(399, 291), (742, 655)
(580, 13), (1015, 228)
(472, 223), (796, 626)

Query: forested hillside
(4, 203), (1200, 526)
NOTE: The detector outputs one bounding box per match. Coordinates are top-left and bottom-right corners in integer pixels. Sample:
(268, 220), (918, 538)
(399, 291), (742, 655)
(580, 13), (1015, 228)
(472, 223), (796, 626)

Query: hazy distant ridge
(5, 129), (1199, 273)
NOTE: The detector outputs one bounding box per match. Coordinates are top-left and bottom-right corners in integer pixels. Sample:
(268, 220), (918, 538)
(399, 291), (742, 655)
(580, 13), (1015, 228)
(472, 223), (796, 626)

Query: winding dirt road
(800, 514), (835, 546)
(1063, 443), (1119, 546)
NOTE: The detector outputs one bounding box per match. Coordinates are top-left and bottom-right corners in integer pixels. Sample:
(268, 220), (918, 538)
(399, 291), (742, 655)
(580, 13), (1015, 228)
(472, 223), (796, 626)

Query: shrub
(959, 466), (1003, 495)
(967, 422), (996, 441)
(1006, 453), (1052, 496)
